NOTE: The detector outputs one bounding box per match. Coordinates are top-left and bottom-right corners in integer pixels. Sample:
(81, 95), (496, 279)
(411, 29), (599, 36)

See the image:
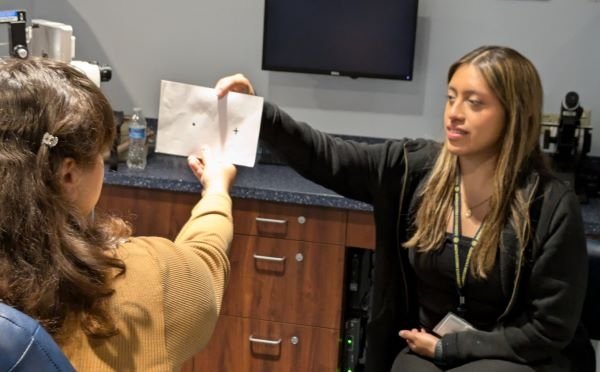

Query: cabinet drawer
(233, 198), (346, 245)
(346, 210), (375, 250)
(97, 185), (198, 240)
(193, 315), (339, 372)
(222, 235), (344, 329)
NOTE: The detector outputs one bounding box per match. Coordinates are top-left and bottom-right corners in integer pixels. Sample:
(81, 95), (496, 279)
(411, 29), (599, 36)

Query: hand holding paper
(156, 80), (263, 167)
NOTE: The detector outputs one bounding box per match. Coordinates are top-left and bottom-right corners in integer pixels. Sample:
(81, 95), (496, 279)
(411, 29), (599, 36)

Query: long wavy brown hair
(0, 57), (131, 339)
(404, 46), (551, 278)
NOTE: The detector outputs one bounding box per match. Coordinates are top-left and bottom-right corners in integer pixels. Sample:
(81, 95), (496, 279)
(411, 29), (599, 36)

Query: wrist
(202, 185), (230, 195)
(434, 339), (445, 365)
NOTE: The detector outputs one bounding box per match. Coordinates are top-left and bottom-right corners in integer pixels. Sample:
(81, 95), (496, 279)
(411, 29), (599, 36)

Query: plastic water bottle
(126, 107), (147, 170)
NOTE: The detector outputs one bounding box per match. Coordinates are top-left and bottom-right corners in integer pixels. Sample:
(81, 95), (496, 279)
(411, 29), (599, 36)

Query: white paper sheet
(156, 80), (263, 167)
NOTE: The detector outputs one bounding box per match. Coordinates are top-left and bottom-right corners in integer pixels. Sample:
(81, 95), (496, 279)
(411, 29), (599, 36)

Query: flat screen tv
(262, 0), (419, 81)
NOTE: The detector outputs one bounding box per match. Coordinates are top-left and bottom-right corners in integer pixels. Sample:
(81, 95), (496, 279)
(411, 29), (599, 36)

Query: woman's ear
(57, 157), (81, 199)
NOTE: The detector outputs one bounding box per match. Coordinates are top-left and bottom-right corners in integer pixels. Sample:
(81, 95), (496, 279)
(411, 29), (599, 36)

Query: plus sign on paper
(156, 80), (263, 167)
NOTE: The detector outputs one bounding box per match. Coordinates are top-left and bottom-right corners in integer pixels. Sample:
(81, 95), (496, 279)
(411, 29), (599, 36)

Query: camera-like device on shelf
(542, 91), (595, 202)
(1, 9), (111, 86)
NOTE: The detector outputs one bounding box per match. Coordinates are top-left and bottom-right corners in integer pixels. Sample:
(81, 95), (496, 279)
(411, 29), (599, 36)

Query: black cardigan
(259, 102), (593, 371)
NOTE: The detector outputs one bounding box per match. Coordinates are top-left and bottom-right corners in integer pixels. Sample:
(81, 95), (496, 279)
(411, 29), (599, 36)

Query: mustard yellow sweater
(61, 191), (233, 372)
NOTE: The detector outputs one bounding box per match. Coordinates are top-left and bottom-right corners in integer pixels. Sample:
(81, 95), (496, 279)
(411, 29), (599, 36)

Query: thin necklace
(464, 195), (491, 218)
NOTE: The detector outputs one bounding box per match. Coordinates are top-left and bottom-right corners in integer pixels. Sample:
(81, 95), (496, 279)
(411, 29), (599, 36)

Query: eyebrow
(447, 86), (485, 97)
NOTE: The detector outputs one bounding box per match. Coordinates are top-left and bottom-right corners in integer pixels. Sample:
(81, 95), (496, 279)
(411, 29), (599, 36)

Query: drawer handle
(253, 254), (286, 262)
(255, 217), (287, 224)
(249, 335), (282, 345)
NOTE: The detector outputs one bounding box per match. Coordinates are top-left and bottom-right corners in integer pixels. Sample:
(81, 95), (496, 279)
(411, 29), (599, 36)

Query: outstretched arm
(214, 74), (409, 204)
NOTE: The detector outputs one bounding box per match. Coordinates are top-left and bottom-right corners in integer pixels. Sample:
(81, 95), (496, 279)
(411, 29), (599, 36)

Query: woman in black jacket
(215, 46), (593, 371)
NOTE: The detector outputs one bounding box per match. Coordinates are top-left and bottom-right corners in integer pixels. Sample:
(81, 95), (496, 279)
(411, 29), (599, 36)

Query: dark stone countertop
(104, 153), (371, 211)
(104, 153), (600, 236)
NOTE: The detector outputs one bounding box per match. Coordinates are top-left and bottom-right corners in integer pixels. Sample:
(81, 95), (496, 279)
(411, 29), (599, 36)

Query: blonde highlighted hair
(404, 46), (550, 277)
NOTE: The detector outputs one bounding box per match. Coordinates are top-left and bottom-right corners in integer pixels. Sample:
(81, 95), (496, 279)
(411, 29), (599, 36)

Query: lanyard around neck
(453, 173), (484, 294)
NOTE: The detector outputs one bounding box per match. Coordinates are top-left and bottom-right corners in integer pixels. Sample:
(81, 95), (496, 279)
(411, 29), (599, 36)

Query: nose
(446, 99), (465, 122)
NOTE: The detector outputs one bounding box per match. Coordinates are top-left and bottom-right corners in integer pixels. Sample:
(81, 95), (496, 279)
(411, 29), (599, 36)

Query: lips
(446, 126), (468, 140)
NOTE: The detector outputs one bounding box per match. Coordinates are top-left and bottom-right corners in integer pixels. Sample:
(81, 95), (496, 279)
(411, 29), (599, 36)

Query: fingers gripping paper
(156, 80), (264, 167)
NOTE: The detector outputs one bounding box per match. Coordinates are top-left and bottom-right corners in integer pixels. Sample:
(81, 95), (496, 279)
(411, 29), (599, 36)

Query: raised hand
(188, 147), (237, 195)
(214, 73), (255, 99)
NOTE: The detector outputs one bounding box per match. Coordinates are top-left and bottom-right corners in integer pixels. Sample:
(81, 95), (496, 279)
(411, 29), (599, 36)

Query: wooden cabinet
(97, 185), (372, 372)
(232, 198), (347, 245)
(96, 185), (198, 239)
(193, 198), (346, 371)
(221, 235), (344, 328)
(193, 315), (339, 371)
(346, 210), (376, 250)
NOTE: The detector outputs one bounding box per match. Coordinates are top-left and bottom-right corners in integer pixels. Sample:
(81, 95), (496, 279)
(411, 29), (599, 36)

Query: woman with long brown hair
(0, 57), (235, 371)
(215, 46), (592, 371)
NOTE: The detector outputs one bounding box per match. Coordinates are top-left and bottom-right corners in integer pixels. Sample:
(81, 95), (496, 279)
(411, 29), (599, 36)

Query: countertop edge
(103, 154), (599, 235)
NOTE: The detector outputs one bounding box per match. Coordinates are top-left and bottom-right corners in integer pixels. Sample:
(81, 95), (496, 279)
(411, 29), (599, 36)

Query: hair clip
(42, 132), (59, 148)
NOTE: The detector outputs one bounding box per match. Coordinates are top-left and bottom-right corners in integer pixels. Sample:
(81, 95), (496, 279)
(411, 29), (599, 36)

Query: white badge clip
(433, 312), (474, 337)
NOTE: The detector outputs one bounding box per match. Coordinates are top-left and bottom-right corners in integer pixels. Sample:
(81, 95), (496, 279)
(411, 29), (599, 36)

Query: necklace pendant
(465, 209), (472, 218)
